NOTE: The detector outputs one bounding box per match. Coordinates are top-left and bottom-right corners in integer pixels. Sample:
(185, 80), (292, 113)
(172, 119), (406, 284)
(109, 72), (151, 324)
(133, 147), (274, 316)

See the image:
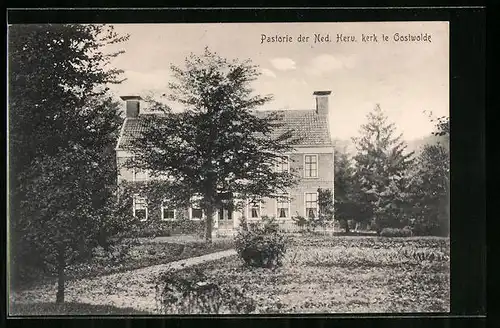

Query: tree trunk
(205, 207), (214, 243)
(55, 247), (65, 304)
(344, 220), (350, 234)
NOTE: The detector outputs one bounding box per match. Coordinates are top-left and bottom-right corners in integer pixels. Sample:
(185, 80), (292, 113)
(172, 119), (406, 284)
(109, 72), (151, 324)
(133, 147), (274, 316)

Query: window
(161, 201), (176, 221)
(247, 200), (261, 219)
(190, 207), (204, 220)
(190, 196), (205, 220)
(304, 154), (318, 178)
(276, 155), (289, 173)
(276, 194), (290, 219)
(133, 168), (149, 181)
(305, 192), (318, 218)
(218, 207), (233, 221)
(133, 196), (148, 221)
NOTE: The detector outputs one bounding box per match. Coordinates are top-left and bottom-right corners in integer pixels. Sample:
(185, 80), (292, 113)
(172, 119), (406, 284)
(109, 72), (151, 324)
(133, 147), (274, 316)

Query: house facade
(115, 91), (335, 234)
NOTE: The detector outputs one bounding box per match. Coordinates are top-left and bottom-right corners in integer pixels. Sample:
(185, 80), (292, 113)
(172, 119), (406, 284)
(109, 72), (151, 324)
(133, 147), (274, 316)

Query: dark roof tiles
(116, 109), (333, 149)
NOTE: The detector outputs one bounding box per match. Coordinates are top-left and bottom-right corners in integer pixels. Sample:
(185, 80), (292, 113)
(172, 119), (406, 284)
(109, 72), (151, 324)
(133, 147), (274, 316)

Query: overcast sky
(104, 22), (449, 141)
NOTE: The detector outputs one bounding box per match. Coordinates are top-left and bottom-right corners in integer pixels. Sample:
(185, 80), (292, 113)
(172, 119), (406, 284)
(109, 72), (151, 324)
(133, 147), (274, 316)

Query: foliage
(8, 24), (130, 302)
(292, 215), (309, 232)
(379, 227), (413, 237)
(430, 115), (450, 137)
(333, 149), (367, 232)
(317, 188), (334, 228)
(407, 139), (450, 237)
(288, 188), (334, 233)
(123, 48), (300, 243)
(235, 216), (288, 268)
(154, 268), (256, 314)
(352, 104), (415, 233)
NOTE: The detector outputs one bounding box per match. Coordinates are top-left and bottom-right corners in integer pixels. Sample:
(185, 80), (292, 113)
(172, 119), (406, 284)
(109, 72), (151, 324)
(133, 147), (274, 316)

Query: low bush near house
(380, 227), (413, 237)
(154, 268), (256, 314)
(292, 214), (332, 234)
(292, 215), (309, 232)
(123, 221), (172, 238)
(235, 217), (288, 268)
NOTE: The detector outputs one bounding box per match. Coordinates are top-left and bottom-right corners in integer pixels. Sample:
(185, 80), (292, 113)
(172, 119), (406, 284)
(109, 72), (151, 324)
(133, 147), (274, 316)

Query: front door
(217, 206), (234, 230)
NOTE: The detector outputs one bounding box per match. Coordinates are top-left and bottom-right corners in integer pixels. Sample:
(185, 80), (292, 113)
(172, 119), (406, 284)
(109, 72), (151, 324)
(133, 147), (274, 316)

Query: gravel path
(10, 249), (237, 314)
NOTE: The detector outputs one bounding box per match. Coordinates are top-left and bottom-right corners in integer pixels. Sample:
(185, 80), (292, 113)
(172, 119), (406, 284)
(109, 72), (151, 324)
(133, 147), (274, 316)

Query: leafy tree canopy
(125, 48), (300, 241)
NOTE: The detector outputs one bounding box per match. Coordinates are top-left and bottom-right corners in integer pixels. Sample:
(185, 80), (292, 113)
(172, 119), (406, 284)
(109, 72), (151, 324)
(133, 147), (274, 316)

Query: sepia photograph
(8, 21), (450, 315)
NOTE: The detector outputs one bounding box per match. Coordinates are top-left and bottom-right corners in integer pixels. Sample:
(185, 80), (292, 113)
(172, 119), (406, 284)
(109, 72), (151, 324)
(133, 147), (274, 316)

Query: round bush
(234, 217), (288, 268)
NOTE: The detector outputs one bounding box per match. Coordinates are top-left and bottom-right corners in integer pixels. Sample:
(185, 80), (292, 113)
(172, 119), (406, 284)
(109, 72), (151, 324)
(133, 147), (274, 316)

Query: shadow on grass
(12, 239), (235, 292)
(9, 302), (152, 316)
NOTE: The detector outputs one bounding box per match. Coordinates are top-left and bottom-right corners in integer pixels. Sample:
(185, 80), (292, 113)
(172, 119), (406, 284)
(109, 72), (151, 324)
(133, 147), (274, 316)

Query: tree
(333, 149), (366, 233)
(430, 115), (450, 137)
(9, 24), (130, 303)
(407, 115), (450, 236)
(15, 149), (134, 302)
(407, 143), (449, 235)
(125, 48), (299, 243)
(352, 104), (415, 233)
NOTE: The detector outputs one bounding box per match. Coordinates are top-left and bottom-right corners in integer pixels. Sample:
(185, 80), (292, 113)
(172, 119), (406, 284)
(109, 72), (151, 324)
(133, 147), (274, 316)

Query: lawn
(13, 235), (234, 291)
(165, 235), (450, 314)
(10, 235), (449, 315)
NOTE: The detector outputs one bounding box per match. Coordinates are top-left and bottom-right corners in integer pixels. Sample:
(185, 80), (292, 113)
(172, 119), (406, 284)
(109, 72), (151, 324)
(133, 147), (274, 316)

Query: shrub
(380, 227), (413, 237)
(235, 217), (288, 268)
(154, 268), (256, 314)
(135, 226), (172, 238)
(410, 220), (446, 237)
(292, 215), (308, 231)
(292, 214), (329, 233)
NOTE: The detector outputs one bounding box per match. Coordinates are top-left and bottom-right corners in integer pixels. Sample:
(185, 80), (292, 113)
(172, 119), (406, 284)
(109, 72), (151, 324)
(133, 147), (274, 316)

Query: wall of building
(117, 146), (335, 229)
(116, 155), (134, 184)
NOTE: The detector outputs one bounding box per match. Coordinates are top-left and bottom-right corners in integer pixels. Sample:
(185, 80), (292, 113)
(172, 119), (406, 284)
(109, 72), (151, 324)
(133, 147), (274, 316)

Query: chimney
(120, 96), (143, 118)
(313, 91), (332, 116)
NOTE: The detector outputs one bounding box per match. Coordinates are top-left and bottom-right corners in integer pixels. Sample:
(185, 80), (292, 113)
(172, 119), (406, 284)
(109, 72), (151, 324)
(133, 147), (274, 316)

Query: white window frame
(276, 193), (291, 219)
(275, 155), (290, 173)
(246, 199), (262, 220)
(303, 154), (318, 178)
(133, 195), (148, 221)
(304, 191), (319, 219)
(161, 201), (176, 221)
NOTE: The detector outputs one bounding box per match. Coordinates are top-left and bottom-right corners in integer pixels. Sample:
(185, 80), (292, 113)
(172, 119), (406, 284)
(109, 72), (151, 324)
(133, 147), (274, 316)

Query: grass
(167, 235), (450, 313)
(14, 235), (234, 291)
(9, 302), (151, 316)
(11, 234), (449, 315)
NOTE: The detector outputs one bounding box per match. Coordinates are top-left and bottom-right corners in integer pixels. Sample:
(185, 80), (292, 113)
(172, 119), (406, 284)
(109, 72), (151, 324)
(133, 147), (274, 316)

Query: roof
(254, 110), (333, 146)
(116, 117), (148, 149)
(116, 109), (333, 150)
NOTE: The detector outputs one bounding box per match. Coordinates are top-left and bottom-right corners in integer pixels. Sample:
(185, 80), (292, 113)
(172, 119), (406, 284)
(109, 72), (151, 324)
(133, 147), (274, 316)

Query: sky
(104, 22), (449, 141)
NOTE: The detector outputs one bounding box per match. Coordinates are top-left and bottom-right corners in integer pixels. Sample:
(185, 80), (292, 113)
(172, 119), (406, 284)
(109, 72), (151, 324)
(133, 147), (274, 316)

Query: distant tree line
(334, 105), (449, 236)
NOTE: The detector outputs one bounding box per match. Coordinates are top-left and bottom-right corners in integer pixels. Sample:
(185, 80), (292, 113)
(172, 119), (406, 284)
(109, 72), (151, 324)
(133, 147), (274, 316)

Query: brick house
(115, 91), (335, 234)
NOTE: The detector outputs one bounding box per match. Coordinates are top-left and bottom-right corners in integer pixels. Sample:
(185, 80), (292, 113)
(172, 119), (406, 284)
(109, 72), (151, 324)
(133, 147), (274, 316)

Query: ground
(192, 235), (450, 313)
(12, 235), (234, 291)
(9, 234), (449, 315)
